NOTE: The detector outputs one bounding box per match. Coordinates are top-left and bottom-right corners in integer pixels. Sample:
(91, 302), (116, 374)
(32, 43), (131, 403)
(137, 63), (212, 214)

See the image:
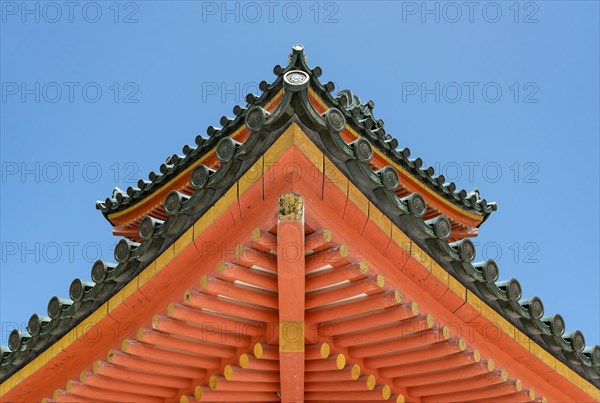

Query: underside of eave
(3, 126), (597, 402)
(1, 173), (281, 402)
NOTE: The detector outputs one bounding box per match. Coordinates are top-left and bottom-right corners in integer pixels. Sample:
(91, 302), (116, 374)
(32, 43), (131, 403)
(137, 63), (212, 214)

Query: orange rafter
(44, 227), (288, 402)
(182, 345), (282, 402)
(106, 90), (284, 235)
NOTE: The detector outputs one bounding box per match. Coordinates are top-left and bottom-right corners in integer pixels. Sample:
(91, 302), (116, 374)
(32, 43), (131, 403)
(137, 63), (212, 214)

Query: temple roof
(1, 45), (598, 401)
(96, 45), (495, 222)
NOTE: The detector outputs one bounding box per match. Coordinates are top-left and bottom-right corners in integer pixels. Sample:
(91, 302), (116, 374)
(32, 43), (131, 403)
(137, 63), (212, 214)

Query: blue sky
(1, 1), (598, 348)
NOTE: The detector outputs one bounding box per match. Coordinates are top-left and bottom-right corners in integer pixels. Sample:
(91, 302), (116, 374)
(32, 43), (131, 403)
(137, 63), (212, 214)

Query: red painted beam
(234, 246), (278, 274)
(306, 275), (386, 309)
(107, 351), (205, 379)
(408, 369), (508, 396)
(305, 354), (347, 372)
(419, 379), (523, 402)
(250, 228), (278, 254)
(305, 261), (369, 292)
(277, 193), (306, 402)
(303, 364), (361, 382)
(304, 386), (392, 401)
(183, 386), (281, 402)
(92, 360), (191, 389)
(221, 365), (279, 383)
(320, 303), (419, 336)
(136, 328), (235, 359)
(349, 327), (449, 358)
(239, 353), (279, 371)
(208, 375), (280, 392)
(151, 315), (251, 348)
(379, 349), (481, 378)
(334, 314), (434, 348)
(79, 371), (176, 398)
(364, 338), (465, 369)
(215, 261), (278, 292)
(121, 340), (220, 369)
(304, 377), (376, 392)
(305, 245), (352, 274)
(199, 276), (278, 309)
(306, 290), (403, 325)
(65, 380), (163, 403)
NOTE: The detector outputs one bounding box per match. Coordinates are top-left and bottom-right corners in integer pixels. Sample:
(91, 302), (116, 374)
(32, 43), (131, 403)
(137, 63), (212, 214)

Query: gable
(2, 124), (597, 402)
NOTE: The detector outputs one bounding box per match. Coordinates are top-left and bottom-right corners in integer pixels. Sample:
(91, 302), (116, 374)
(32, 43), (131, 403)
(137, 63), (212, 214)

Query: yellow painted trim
(369, 207), (392, 239)
(409, 242), (433, 272)
(192, 206), (215, 237)
(466, 290), (483, 317)
(347, 181), (370, 219)
(279, 321), (305, 352)
(293, 126), (323, 174)
(155, 244), (175, 273)
(530, 342), (556, 371)
(213, 186), (238, 219)
(174, 227), (194, 256)
(448, 275), (467, 302)
(581, 381), (600, 401)
(481, 304), (515, 341)
(556, 360), (584, 390)
(74, 302), (108, 339)
(514, 328), (530, 351)
(324, 157), (349, 194)
(138, 261), (156, 289)
(430, 261), (450, 287)
(264, 124), (295, 165)
(391, 225), (412, 254)
(238, 157), (263, 194)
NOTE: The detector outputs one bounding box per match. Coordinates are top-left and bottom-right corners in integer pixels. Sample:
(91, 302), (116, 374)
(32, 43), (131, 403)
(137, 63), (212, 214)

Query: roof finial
(288, 44), (308, 66)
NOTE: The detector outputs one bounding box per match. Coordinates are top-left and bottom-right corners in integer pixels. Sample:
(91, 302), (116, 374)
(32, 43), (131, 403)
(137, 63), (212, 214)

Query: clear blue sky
(1, 1), (598, 347)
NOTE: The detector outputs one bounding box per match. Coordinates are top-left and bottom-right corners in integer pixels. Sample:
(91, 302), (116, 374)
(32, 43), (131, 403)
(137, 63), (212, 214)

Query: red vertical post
(277, 193), (306, 402)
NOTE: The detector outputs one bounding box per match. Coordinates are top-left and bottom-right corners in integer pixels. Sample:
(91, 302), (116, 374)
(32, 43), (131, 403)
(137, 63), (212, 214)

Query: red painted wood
(277, 194), (306, 403)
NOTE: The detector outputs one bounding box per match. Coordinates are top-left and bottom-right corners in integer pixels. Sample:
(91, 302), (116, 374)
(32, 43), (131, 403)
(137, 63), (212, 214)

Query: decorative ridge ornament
(283, 70), (310, 92)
